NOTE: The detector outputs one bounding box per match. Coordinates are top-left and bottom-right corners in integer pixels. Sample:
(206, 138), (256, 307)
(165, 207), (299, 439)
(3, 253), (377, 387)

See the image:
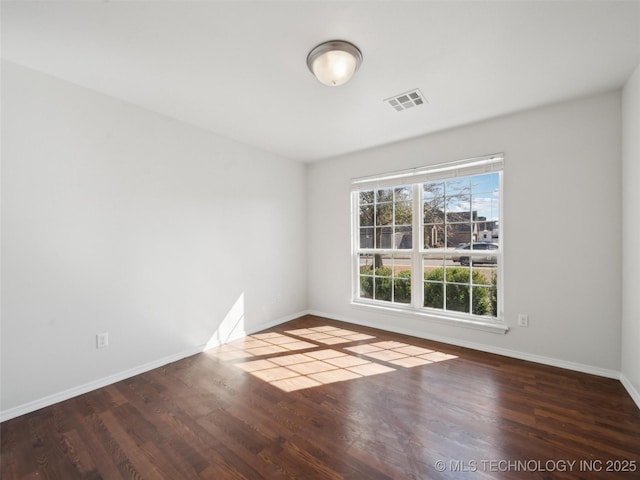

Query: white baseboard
(620, 374), (640, 410)
(0, 310), (309, 423)
(4, 309), (633, 423)
(307, 309), (621, 380)
(0, 346), (203, 423)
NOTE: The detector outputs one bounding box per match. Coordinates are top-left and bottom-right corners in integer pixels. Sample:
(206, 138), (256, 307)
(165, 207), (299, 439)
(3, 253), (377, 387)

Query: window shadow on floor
(206, 325), (457, 392)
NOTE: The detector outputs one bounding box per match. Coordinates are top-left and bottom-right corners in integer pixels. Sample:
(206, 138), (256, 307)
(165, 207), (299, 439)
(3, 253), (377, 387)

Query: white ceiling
(2, 1), (639, 162)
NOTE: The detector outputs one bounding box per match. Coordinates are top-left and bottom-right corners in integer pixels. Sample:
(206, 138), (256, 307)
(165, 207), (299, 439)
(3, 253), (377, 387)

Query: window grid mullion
(412, 183), (422, 310)
(468, 190), (474, 314)
(442, 181), (448, 312)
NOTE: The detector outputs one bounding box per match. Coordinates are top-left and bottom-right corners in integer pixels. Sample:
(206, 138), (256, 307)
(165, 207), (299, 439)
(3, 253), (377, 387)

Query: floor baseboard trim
(307, 309), (621, 380)
(620, 374), (640, 410)
(0, 346), (202, 423)
(0, 310), (309, 423)
(4, 309), (629, 422)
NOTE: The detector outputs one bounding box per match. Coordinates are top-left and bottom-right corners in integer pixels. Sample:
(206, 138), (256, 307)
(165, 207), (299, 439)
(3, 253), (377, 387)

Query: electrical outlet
(517, 314), (529, 327)
(96, 332), (109, 349)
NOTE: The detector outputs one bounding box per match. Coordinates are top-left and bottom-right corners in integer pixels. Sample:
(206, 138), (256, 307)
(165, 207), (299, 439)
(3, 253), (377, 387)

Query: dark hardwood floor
(2, 315), (640, 479)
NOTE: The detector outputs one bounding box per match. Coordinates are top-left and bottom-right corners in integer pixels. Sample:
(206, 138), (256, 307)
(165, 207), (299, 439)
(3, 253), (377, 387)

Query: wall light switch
(96, 332), (109, 348)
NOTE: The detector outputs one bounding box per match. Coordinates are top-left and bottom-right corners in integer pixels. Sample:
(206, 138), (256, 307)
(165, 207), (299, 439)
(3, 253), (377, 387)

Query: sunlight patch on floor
(236, 349), (395, 392)
(208, 333), (316, 360)
(207, 325), (458, 392)
(285, 326), (376, 345)
(346, 341), (457, 367)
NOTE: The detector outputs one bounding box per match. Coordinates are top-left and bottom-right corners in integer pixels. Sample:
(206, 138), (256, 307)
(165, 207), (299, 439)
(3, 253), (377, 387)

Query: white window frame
(351, 154), (507, 334)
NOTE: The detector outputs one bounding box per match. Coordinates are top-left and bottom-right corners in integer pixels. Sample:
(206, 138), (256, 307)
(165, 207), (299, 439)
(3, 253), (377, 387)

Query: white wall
(308, 91), (622, 374)
(1, 61), (307, 416)
(1, 59), (633, 420)
(622, 64), (640, 405)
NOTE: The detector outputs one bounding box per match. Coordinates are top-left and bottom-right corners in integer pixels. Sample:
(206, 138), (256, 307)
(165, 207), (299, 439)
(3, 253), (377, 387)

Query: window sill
(350, 300), (509, 334)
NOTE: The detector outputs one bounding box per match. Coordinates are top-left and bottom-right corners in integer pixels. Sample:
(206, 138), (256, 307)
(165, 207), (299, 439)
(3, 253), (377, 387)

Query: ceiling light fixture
(307, 40), (363, 87)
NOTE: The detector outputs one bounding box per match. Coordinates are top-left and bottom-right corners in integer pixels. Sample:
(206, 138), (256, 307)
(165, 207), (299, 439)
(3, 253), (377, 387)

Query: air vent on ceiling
(384, 89), (426, 111)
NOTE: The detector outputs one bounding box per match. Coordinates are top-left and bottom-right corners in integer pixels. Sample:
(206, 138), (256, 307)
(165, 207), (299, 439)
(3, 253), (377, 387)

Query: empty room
(2, 1), (640, 479)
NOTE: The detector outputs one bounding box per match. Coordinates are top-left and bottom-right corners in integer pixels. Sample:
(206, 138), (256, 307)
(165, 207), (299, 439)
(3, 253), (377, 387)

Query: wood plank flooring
(2, 315), (640, 479)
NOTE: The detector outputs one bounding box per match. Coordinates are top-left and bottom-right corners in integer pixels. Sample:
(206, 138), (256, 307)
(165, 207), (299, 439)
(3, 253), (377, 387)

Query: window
(352, 155), (504, 328)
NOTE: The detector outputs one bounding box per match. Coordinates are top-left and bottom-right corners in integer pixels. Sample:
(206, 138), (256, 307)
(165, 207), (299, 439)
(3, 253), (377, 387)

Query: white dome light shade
(307, 40), (363, 87)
